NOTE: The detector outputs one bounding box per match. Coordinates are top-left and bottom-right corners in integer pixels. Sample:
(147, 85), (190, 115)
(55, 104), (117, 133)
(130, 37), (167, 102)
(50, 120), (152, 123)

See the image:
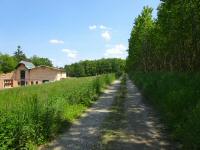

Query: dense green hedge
(131, 72), (200, 149)
(0, 74), (116, 149)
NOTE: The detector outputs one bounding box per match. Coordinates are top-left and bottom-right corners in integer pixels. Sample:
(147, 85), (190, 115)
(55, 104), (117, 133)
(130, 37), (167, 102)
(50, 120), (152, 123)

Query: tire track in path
(99, 79), (175, 150)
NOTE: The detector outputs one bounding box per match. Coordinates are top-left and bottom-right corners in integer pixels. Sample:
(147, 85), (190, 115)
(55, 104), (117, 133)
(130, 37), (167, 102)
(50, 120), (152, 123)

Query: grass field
(0, 74), (116, 149)
(131, 72), (200, 149)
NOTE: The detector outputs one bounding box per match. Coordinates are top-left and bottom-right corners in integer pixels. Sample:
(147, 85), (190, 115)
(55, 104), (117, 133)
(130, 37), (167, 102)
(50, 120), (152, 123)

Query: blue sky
(0, 0), (160, 67)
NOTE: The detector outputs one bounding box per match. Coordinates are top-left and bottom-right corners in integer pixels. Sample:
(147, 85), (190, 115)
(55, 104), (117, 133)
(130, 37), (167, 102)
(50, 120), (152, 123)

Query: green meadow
(0, 74), (116, 149)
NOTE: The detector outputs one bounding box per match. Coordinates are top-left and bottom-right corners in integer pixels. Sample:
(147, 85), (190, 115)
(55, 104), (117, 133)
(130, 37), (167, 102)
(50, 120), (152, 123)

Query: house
(0, 61), (66, 89)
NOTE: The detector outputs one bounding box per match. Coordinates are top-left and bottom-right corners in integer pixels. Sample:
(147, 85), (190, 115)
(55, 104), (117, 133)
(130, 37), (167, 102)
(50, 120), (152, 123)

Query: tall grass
(131, 72), (200, 149)
(0, 74), (116, 149)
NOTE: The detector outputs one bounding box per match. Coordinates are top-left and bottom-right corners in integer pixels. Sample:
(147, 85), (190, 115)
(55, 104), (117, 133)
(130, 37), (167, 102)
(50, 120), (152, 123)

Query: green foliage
(13, 46), (27, 63)
(127, 6), (154, 72)
(0, 53), (17, 73)
(65, 58), (125, 77)
(127, 1), (200, 72)
(0, 46), (53, 73)
(127, 3), (200, 148)
(30, 55), (53, 67)
(0, 74), (116, 149)
(131, 73), (200, 149)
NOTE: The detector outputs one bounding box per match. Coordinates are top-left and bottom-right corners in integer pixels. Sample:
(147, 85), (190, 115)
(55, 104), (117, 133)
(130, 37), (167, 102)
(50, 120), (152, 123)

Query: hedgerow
(131, 72), (200, 149)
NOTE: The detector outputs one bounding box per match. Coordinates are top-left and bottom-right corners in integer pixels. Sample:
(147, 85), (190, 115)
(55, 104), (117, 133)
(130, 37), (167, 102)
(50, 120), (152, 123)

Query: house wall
(62, 72), (67, 78)
(0, 64), (66, 89)
(13, 80), (18, 87)
(9, 65), (66, 86)
(56, 71), (67, 80)
(0, 80), (3, 89)
(14, 64), (30, 82)
(29, 67), (59, 83)
(0, 72), (16, 89)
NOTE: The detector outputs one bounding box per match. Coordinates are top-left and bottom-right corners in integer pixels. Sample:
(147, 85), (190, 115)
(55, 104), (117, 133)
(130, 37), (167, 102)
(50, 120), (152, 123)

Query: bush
(131, 72), (200, 149)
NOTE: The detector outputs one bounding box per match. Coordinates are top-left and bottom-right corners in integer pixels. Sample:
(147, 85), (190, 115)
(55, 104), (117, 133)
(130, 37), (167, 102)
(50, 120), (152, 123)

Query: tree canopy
(30, 55), (53, 67)
(65, 58), (126, 77)
(0, 46), (53, 73)
(127, 1), (200, 73)
(0, 53), (17, 73)
(13, 46), (27, 63)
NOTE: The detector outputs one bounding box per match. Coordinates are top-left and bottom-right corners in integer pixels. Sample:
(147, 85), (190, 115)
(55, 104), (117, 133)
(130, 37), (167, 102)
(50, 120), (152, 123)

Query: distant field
(0, 74), (116, 149)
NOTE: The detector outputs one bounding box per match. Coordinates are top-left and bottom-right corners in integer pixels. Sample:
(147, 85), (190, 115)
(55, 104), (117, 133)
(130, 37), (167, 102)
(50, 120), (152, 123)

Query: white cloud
(101, 31), (111, 41)
(100, 25), (107, 30)
(89, 25), (97, 30)
(89, 25), (112, 31)
(49, 39), (64, 44)
(62, 49), (78, 59)
(104, 44), (128, 59)
(99, 25), (112, 30)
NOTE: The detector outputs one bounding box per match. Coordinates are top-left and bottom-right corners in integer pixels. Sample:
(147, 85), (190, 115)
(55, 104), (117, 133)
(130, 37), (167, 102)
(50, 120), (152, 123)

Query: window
(20, 70), (25, 80)
(4, 80), (13, 88)
(31, 81), (34, 85)
(42, 80), (49, 83)
(36, 81), (38, 84)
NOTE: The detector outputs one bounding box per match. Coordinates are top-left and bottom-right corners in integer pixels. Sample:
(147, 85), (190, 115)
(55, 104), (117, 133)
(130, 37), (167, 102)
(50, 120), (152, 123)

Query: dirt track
(100, 79), (174, 150)
(41, 79), (175, 150)
(42, 80), (121, 150)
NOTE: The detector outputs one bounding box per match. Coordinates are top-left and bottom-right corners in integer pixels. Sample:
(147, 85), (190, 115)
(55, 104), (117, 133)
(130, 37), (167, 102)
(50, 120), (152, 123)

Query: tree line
(127, 0), (200, 73)
(1, 46), (126, 76)
(65, 58), (125, 77)
(0, 46), (53, 73)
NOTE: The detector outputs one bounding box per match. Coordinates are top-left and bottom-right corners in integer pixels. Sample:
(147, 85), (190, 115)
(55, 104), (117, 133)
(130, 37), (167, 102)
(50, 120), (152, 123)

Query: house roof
(17, 61), (35, 69)
(16, 61), (65, 72)
(33, 65), (65, 72)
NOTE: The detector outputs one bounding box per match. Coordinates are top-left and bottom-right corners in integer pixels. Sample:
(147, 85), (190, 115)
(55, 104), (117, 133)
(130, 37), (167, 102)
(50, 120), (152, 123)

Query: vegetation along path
(41, 80), (121, 150)
(42, 78), (175, 150)
(99, 78), (175, 150)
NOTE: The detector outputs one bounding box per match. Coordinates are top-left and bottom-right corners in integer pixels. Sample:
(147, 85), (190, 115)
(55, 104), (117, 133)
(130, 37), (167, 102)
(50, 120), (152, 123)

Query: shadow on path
(102, 79), (176, 150)
(42, 80), (121, 150)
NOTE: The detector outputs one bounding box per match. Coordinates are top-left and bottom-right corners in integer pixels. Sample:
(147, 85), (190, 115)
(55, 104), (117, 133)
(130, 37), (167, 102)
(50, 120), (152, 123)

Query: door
(20, 70), (26, 86)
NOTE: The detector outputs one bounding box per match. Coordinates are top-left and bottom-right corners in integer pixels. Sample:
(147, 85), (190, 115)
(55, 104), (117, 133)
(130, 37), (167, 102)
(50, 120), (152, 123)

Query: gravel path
(42, 80), (121, 150)
(41, 79), (176, 150)
(119, 79), (174, 150)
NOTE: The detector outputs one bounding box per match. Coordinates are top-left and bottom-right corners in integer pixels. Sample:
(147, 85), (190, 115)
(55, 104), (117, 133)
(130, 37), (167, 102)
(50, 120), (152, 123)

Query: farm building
(0, 61), (66, 89)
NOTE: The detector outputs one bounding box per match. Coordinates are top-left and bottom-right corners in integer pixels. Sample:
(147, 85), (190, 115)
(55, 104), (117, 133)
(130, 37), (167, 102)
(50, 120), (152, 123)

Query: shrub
(131, 72), (200, 149)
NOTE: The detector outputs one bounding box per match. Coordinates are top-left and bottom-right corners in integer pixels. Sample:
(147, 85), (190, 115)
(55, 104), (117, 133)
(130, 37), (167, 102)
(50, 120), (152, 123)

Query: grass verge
(98, 75), (127, 149)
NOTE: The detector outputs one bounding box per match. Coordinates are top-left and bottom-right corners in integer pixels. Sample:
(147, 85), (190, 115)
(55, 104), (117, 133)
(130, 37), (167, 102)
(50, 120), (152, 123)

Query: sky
(0, 0), (160, 67)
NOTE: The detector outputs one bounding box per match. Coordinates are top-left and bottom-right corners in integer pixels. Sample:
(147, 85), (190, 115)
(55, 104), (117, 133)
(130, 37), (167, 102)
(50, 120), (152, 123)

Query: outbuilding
(0, 61), (66, 89)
